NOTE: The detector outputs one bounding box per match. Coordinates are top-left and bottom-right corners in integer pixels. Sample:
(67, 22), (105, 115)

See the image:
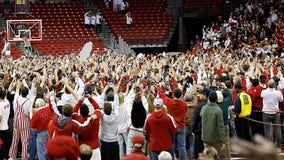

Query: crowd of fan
(0, 1), (283, 160)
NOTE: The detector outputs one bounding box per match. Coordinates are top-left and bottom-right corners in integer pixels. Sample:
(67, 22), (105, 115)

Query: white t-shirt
(261, 88), (283, 114)
(126, 15), (132, 24)
(96, 15), (102, 24)
(61, 93), (77, 107)
(117, 0), (122, 6)
(120, 2), (126, 11)
(84, 12), (91, 25)
(91, 15), (96, 25)
(0, 100), (10, 130)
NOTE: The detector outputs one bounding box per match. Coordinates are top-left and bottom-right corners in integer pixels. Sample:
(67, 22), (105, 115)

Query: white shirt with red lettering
(0, 100), (10, 130)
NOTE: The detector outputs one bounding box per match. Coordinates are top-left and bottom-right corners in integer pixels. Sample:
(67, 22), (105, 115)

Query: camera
(145, 86), (149, 91)
(84, 90), (89, 97)
(130, 78), (135, 84)
(15, 74), (20, 80)
(135, 87), (140, 93)
(109, 82), (113, 88)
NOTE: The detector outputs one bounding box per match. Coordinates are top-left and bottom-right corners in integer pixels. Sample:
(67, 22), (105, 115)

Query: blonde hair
(233, 76), (242, 85)
(158, 151), (172, 160)
(147, 94), (155, 114)
(161, 105), (167, 112)
(80, 144), (92, 156)
(35, 98), (46, 108)
(118, 93), (124, 105)
(203, 146), (218, 160)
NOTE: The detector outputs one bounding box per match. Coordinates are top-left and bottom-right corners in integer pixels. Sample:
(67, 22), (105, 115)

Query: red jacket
(72, 97), (101, 149)
(156, 85), (187, 128)
(48, 120), (55, 138)
(144, 111), (177, 151)
(240, 76), (247, 91)
(246, 85), (266, 108)
(121, 150), (149, 160)
(72, 97), (100, 123)
(30, 106), (53, 133)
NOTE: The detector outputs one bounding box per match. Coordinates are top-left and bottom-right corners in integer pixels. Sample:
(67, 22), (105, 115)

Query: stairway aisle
(84, 2), (114, 50)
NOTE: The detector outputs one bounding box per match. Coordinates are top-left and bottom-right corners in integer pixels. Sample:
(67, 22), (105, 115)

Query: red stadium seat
(98, 0), (172, 44)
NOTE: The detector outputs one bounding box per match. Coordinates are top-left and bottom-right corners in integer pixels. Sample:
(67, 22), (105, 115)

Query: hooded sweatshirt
(144, 111), (177, 151)
(100, 94), (120, 142)
(156, 85), (187, 129)
(52, 114), (74, 136)
(52, 114), (93, 137)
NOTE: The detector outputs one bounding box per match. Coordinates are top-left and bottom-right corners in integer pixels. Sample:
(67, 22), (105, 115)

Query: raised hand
(231, 134), (281, 160)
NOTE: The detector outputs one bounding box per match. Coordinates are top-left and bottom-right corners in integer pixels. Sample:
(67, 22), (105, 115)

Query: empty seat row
(98, 0), (172, 45)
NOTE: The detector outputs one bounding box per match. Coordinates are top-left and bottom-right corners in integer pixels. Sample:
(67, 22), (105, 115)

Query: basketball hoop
(6, 19), (42, 42)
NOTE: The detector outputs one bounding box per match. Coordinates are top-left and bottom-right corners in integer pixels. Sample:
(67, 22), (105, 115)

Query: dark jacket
(218, 88), (232, 125)
(192, 99), (207, 134)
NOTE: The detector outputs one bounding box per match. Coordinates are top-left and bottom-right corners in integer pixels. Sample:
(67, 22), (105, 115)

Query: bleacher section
(98, 0), (173, 45)
(5, 2), (106, 56)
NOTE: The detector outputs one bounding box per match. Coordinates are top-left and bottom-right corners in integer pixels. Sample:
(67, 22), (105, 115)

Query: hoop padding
(6, 19), (42, 42)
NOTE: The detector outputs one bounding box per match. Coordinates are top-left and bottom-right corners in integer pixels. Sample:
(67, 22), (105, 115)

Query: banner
(79, 42), (93, 62)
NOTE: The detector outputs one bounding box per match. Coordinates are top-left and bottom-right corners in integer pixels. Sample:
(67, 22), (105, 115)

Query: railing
(113, 36), (131, 55)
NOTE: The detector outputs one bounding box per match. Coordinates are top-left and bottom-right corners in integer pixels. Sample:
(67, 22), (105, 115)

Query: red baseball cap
(132, 135), (145, 148)
(46, 136), (80, 160)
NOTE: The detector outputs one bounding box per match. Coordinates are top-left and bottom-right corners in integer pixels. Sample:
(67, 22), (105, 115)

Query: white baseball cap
(154, 97), (163, 107)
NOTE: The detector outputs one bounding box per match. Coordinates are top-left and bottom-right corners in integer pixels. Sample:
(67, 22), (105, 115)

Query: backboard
(6, 19), (42, 42)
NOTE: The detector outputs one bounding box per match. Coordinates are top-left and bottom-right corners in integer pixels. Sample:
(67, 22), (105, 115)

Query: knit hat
(154, 97), (163, 107)
(216, 90), (223, 103)
(46, 136), (80, 160)
(132, 135), (145, 148)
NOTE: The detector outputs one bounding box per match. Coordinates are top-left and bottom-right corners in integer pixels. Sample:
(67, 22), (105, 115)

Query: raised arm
(88, 96), (101, 110)
(141, 93), (149, 113)
(73, 97), (84, 113)
(156, 84), (171, 107)
(50, 95), (61, 116)
(62, 78), (79, 101)
(73, 72), (85, 96)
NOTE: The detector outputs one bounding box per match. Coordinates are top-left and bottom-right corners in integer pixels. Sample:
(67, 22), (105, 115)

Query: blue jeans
(118, 132), (127, 158)
(37, 130), (49, 160)
(263, 113), (282, 148)
(126, 129), (145, 155)
(29, 130), (37, 160)
(229, 112), (237, 137)
(152, 149), (174, 160)
(172, 128), (187, 160)
(185, 125), (194, 160)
